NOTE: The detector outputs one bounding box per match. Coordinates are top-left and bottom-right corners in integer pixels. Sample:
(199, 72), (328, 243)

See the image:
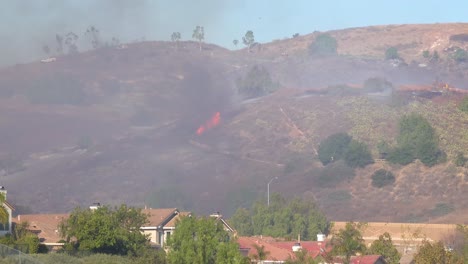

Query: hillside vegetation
(0, 23), (467, 223)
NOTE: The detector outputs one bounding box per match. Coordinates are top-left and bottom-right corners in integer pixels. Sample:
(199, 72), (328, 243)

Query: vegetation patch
(371, 169), (395, 188)
(25, 73), (86, 105)
(316, 160), (355, 187)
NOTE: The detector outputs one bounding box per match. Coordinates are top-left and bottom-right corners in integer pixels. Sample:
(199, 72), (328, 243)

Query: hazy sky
(1, 0), (467, 67)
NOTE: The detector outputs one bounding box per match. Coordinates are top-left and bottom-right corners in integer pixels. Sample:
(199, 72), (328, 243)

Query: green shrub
(422, 50), (430, 58)
(344, 140), (374, 168)
(309, 33), (337, 56)
(458, 96), (468, 113)
(318, 133), (352, 165)
(452, 47), (468, 62)
(388, 113), (440, 166)
(371, 169), (395, 188)
(428, 203), (454, 217)
(387, 146), (414, 165)
(237, 65), (278, 99)
(454, 152), (466, 167)
(316, 160), (355, 187)
(385, 47), (399, 60)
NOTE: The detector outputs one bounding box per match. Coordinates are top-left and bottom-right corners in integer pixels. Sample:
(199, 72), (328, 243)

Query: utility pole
(267, 177), (278, 206)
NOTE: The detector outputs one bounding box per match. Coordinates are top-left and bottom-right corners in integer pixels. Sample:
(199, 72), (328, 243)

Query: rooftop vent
(292, 242), (302, 252)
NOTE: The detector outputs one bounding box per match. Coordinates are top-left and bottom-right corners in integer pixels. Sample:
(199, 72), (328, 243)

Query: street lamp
(267, 177), (278, 206)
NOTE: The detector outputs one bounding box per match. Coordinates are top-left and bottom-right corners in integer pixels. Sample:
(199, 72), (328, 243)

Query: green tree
(452, 47), (468, 62)
(286, 248), (319, 264)
(367, 232), (401, 264)
(59, 204), (149, 256)
(237, 65), (278, 99)
(422, 50), (430, 58)
(167, 215), (246, 264)
(371, 169), (395, 188)
(318, 133), (352, 165)
(233, 39), (239, 47)
(309, 33), (337, 56)
(413, 240), (462, 264)
(171, 32), (181, 49)
(231, 194), (330, 240)
(330, 222), (366, 264)
(0, 193), (8, 226)
(432, 50), (440, 61)
(85, 26), (101, 49)
(192, 26), (204, 51)
(344, 140), (373, 168)
(242, 30), (255, 52)
(388, 113), (440, 166)
(385, 47), (399, 60)
(251, 244), (270, 261)
(230, 208), (253, 236)
(363, 77), (393, 93)
(454, 152), (466, 167)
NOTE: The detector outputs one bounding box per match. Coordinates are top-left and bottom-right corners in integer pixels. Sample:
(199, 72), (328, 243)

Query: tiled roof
(274, 241), (330, 258)
(14, 214), (69, 244)
(237, 236), (294, 261)
(142, 208), (178, 227)
(350, 255), (384, 264)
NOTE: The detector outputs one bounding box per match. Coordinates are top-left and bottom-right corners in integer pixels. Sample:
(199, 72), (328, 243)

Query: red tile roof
(350, 255), (385, 264)
(237, 236), (294, 261)
(274, 241), (330, 258)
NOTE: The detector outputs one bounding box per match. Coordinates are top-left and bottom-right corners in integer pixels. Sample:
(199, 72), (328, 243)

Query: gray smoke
(0, 0), (228, 67)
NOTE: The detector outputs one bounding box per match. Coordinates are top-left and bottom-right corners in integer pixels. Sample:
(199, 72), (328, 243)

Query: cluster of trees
(308, 33), (337, 56)
(422, 49), (440, 61)
(385, 47), (400, 60)
(230, 193), (331, 241)
(167, 215), (248, 264)
(386, 113), (442, 166)
(317, 133), (373, 168)
(236, 65), (278, 99)
(327, 222), (467, 264)
(371, 169), (395, 188)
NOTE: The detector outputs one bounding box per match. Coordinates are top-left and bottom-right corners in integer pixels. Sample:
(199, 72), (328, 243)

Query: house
(140, 208), (190, 248)
(209, 212), (237, 235)
(237, 236), (293, 263)
(13, 214), (68, 250)
(0, 187), (15, 236)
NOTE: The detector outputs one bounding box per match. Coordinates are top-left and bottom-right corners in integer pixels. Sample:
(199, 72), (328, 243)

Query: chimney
(292, 242), (302, 252)
(317, 233), (325, 242)
(90, 202), (101, 210)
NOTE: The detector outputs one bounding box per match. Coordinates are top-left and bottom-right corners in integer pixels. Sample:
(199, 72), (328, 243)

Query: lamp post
(267, 177), (278, 206)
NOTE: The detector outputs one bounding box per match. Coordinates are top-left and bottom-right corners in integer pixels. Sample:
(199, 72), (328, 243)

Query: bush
(385, 47), (399, 60)
(458, 96), (468, 113)
(452, 47), (468, 62)
(454, 152), (466, 167)
(316, 160), (355, 187)
(318, 133), (352, 165)
(344, 140), (373, 168)
(422, 50), (430, 58)
(428, 203), (454, 217)
(371, 169), (395, 188)
(309, 34), (337, 56)
(388, 113), (440, 166)
(237, 65), (278, 99)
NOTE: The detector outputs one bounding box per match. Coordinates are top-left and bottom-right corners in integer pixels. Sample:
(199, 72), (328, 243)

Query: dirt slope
(0, 24), (466, 224)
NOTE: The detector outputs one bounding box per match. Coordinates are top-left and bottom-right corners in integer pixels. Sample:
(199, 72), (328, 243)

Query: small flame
(196, 112), (221, 135)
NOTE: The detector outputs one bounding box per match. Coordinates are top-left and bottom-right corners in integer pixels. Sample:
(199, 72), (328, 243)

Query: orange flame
(196, 112), (221, 135)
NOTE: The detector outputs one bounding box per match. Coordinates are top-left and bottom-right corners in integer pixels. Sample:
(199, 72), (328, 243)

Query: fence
(0, 244), (43, 264)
